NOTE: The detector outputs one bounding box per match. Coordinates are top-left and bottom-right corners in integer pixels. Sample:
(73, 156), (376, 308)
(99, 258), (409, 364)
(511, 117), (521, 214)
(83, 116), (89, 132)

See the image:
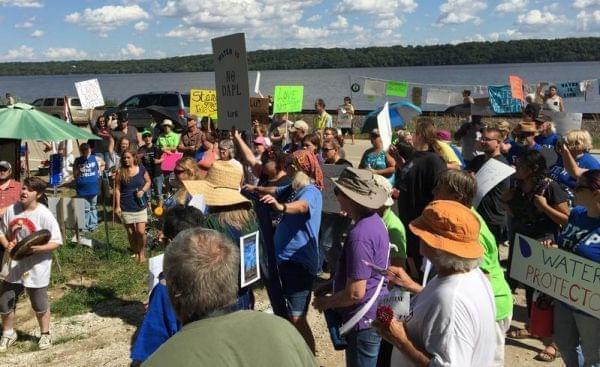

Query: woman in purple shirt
(313, 168), (390, 367)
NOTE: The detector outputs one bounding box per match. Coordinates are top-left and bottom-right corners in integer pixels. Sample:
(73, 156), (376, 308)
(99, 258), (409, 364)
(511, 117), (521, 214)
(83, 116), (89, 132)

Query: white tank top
(544, 95), (561, 111)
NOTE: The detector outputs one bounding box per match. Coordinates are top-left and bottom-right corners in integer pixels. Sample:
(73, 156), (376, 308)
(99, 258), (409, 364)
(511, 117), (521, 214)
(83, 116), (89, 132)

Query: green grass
(50, 221), (151, 317)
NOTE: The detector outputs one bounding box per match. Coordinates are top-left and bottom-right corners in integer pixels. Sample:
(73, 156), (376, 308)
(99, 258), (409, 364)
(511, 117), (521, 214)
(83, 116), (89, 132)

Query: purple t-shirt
(333, 212), (389, 330)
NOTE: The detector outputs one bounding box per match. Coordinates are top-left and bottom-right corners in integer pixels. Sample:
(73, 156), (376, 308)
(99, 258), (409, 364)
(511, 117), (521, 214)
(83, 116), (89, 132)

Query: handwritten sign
(190, 89), (217, 118)
(511, 234), (600, 319)
(426, 88), (463, 106)
(472, 158), (515, 208)
(377, 102), (392, 151)
(364, 79), (386, 96)
(74, 78), (104, 109)
(273, 86), (304, 114)
(545, 111), (583, 136)
(488, 85), (522, 114)
(557, 81), (584, 99)
(509, 75), (524, 101)
(386, 81), (408, 97)
(250, 97), (269, 124)
(212, 33), (251, 130)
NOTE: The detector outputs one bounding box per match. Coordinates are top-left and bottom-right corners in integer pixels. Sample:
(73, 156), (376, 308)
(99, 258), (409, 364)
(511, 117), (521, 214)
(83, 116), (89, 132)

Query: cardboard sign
(426, 88), (463, 105)
(74, 78), (104, 109)
(386, 81), (408, 97)
(472, 158), (515, 208)
(488, 85), (522, 114)
(211, 33), (251, 130)
(509, 75), (524, 101)
(364, 79), (386, 96)
(557, 81), (584, 99)
(250, 97), (269, 114)
(510, 234), (600, 319)
(273, 86), (304, 114)
(545, 111), (583, 136)
(190, 89), (217, 118)
(377, 102), (392, 151)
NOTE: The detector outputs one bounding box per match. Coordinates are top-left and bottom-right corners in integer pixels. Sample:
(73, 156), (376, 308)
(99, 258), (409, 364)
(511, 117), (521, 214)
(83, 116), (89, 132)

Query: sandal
(534, 345), (560, 362)
(507, 328), (533, 339)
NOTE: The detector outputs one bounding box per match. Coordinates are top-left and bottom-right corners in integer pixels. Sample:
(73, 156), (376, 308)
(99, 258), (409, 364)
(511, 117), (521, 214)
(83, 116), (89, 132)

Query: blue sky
(0, 0), (598, 61)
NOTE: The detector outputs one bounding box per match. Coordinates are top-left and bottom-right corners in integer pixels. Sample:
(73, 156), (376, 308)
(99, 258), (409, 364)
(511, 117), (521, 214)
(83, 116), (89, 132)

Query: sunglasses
(479, 137), (500, 142)
(322, 147), (334, 152)
(174, 169), (186, 175)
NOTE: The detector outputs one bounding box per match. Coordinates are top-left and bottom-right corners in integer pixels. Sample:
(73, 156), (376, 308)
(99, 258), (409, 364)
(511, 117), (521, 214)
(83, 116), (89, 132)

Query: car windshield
(182, 94), (190, 107)
(122, 96), (141, 108)
(160, 94), (179, 107)
(139, 94), (162, 108)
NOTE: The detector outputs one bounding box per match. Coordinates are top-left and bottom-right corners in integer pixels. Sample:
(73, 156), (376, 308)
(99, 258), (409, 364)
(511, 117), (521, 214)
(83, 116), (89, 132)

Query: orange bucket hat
(409, 200), (482, 259)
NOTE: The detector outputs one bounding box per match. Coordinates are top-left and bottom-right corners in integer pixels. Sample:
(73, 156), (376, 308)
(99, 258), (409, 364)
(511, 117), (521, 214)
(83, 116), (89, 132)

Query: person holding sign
(549, 170), (600, 367)
(337, 97), (355, 145)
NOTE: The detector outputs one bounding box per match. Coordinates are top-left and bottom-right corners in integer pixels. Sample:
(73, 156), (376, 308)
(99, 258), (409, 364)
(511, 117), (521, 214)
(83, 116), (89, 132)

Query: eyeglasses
(322, 147), (334, 152)
(480, 137), (500, 142)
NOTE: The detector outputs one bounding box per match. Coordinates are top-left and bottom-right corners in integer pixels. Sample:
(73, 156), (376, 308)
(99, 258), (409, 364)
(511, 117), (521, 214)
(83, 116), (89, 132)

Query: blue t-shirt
(558, 206), (600, 262)
(549, 153), (600, 190)
(535, 133), (559, 148)
(507, 143), (542, 165)
(273, 184), (322, 275)
(74, 155), (100, 197)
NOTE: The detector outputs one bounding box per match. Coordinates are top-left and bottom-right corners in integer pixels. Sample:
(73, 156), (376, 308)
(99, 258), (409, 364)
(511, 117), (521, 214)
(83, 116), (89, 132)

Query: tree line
(1, 37), (599, 76)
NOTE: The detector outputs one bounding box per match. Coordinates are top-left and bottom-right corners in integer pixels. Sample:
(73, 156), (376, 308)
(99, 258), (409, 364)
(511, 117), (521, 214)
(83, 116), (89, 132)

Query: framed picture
(240, 231), (260, 287)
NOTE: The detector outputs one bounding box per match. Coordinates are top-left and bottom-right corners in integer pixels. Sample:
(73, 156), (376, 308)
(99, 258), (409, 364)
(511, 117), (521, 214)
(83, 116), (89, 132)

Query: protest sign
(190, 89), (217, 118)
(49, 154), (62, 187)
(211, 33), (251, 130)
(488, 85), (522, 114)
(472, 158), (515, 208)
(509, 75), (524, 101)
(426, 88), (463, 106)
(511, 234), (600, 319)
(377, 102), (392, 151)
(240, 231), (260, 287)
(386, 81), (408, 97)
(545, 111), (583, 136)
(148, 254), (164, 292)
(411, 87), (422, 106)
(250, 97), (270, 124)
(337, 106), (352, 128)
(273, 86), (304, 114)
(557, 81), (583, 99)
(160, 152), (183, 172)
(364, 79), (386, 96)
(322, 164), (348, 213)
(74, 78), (104, 109)
(254, 71), (261, 95)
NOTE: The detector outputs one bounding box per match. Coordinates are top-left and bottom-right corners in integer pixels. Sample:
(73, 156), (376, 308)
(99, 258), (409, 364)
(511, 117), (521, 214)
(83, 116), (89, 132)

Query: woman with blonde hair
(413, 119), (461, 170)
(163, 156), (201, 209)
(115, 149), (151, 262)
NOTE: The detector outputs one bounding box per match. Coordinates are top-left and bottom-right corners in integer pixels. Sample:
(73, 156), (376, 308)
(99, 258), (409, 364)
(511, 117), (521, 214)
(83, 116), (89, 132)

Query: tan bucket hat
(333, 168), (388, 210)
(182, 160), (249, 207)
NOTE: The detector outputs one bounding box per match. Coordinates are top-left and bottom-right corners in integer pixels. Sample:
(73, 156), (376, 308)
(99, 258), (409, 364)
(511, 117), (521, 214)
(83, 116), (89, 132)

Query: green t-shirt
(143, 311), (317, 367)
(471, 208), (513, 321)
(157, 131), (180, 151)
(382, 208), (407, 259)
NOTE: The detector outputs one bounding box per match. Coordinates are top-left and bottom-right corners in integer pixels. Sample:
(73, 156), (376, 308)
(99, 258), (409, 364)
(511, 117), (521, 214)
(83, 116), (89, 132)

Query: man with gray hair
(373, 200), (496, 367)
(143, 228), (316, 367)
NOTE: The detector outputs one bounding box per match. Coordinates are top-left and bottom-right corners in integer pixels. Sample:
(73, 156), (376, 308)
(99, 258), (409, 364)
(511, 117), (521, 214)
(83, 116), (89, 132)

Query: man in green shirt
(143, 228), (317, 367)
(157, 119), (180, 153)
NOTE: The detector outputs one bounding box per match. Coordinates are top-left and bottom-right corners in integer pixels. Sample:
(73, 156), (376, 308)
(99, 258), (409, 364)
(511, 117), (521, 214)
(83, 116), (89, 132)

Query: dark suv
(105, 91), (190, 129)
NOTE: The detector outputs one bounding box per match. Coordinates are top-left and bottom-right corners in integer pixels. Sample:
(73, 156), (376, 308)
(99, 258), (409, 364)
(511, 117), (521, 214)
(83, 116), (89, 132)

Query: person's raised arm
(233, 130), (258, 167)
(558, 143), (587, 179)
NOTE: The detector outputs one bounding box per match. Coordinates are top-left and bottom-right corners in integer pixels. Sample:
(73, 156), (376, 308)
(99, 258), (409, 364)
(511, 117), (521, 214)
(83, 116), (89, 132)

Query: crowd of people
(0, 91), (598, 367)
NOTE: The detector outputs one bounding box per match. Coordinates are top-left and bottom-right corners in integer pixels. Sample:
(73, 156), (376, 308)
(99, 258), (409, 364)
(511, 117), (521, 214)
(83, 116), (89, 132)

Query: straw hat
(183, 160), (249, 207)
(333, 168), (388, 210)
(409, 200), (482, 259)
(514, 121), (537, 134)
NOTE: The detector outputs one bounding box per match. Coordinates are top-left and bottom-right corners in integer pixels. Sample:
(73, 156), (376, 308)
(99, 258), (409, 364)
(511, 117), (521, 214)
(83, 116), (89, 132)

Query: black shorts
(341, 128), (353, 135)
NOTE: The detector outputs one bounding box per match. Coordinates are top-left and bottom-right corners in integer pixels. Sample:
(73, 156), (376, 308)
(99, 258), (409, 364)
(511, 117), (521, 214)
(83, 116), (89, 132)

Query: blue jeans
(82, 195), (98, 232)
(151, 175), (164, 201)
(554, 302), (600, 367)
(345, 328), (382, 367)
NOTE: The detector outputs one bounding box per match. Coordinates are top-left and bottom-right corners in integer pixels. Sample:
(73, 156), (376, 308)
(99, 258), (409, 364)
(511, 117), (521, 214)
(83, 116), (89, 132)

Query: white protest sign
(211, 33), (251, 130)
(426, 88), (463, 106)
(364, 79), (386, 96)
(74, 78), (105, 109)
(254, 71), (261, 95)
(148, 254), (164, 293)
(545, 111), (583, 136)
(472, 158), (515, 208)
(377, 102), (393, 151)
(511, 234), (600, 319)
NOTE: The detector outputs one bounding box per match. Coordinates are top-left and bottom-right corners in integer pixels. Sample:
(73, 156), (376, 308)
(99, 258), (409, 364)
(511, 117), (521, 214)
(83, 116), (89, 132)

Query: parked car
(104, 91), (190, 130)
(31, 96), (92, 125)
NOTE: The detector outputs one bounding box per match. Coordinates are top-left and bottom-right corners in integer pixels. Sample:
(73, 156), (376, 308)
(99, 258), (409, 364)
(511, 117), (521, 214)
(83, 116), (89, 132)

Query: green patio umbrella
(0, 103), (99, 140)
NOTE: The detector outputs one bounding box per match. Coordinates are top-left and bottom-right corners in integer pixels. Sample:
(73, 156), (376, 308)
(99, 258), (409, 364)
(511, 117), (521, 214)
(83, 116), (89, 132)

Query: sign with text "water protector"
(74, 78), (104, 109)
(510, 234), (600, 318)
(273, 86), (304, 114)
(190, 89), (217, 118)
(212, 33), (251, 130)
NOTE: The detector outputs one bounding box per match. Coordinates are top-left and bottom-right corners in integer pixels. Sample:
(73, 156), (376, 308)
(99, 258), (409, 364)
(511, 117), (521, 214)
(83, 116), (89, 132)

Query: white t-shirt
(1, 203), (62, 288)
(391, 268), (496, 367)
(543, 95), (561, 112)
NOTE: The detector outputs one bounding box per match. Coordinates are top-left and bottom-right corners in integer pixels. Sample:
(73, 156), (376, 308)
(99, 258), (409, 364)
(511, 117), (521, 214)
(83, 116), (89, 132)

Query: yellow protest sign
(190, 89), (217, 118)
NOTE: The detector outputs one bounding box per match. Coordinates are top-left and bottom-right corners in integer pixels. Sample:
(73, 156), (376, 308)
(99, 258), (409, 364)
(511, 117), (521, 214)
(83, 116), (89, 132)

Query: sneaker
(0, 332), (17, 353)
(79, 238), (93, 248)
(38, 333), (51, 350)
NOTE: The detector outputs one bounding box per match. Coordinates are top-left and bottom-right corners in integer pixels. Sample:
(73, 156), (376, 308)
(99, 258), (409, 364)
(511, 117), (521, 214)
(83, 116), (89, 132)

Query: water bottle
(135, 187), (147, 208)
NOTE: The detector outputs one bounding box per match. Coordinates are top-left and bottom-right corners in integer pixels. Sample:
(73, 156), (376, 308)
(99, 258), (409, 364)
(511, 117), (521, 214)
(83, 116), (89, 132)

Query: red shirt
(0, 180), (22, 209)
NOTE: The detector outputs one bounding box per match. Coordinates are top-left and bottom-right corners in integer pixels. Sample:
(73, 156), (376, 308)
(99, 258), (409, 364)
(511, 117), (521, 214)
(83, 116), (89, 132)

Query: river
(1, 61), (599, 112)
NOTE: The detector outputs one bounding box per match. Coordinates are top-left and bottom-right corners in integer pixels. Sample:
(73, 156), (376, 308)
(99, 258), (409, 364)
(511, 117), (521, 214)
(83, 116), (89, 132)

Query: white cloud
(495, 0), (527, 13)
(120, 43), (145, 57)
(517, 9), (564, 25)
(437, 0), (487, 25)
(0, 45), (35, 60)
(306, 14), (321, 22)
(15, 17), (35, 28)
(0, 0), (43, 8)
(30, 29), (43, 37)
(65, 5), (150, 36)
(573, 0), (600, 9)
(336, 0), (417, 14)
(134, 21), (148, 31)
(330, 15), (348, 29)
(44, 48), (87, 59)
(577, 9), (600, 31)
(153, 50), (167, 58)
(163, 25), (210, 39)
(375, 16), (403, 29)
(489, 28), (522, 41)
(290, 25), (331, 40)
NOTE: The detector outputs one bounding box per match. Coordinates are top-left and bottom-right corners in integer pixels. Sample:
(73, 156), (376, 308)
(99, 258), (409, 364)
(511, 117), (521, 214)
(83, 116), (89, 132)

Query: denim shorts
(278, 261), (315, 317)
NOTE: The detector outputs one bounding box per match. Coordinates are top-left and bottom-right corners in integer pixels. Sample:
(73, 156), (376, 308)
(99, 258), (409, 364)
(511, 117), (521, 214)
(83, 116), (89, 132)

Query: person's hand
(540, 239), (559, 248)
(115, 207), (122, 217)
(372, 319), (408, 346)
(386, 266), (421, 293)
(312, 295), (330, 312)
(260, 194), (284, 211)
(533, 194), (548, 211)
(233, 129), (242, 141)
(391, 187), (400, 200)
(6, 240), (16, 251)
(136, 190), (145, 198)
(242, 184), (257, 193)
